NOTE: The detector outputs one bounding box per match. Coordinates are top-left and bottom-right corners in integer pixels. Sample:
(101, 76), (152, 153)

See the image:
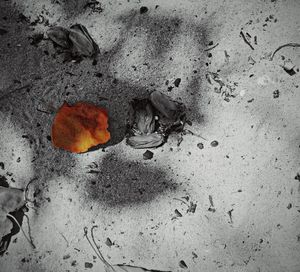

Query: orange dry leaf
(51, 102), (110, 153)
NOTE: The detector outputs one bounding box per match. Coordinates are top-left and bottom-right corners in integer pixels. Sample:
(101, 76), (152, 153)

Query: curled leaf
(47, 24), (99, 58)
(51, 102), (110, 153)
(126, 133), (164, 149)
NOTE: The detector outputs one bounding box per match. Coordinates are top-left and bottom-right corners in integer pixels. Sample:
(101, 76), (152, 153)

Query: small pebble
(85, 262), (93, 268)
(197, 143), (204, 149)
(143, 150), (153, 160)
(140, 6), (148, 14)
(179, 260), (188, 268)
(210, 140), (219, 147)
(273, 89), (279, 98)
(174, 78), (181, 87)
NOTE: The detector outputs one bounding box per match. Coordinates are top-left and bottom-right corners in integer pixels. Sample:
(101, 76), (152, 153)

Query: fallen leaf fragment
(51, 102), (110, 153)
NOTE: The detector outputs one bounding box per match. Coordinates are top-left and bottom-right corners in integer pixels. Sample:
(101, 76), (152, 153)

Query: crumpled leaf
(47, 24), (99, 58)
(126, 133), (164, 149)
(51, 102), (110, 153)
(131, 99), (155, 135)
(126, 91), (186, 149)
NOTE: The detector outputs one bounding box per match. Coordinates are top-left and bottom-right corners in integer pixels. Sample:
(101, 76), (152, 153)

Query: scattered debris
(51, 102), (110, 153)
(240, 31), (254, 50)
(84, 226), (171, 272)
(47, 24), (99, 61)
(192, 252), (198, 260)
(270, 43), (300, 60)
(227, 209), (233, 223)
(127, 91), (186, 149)
(143, 150), (154, 160)
(273, 90), (280, 98)
(210, 140), (219, 147)
(186, 202), (197, 213)
(179, 260), (188, 269)
(206, 72), (237, 101)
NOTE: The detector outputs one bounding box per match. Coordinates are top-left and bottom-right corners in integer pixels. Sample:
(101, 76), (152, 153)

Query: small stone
(85, 262), (93, 268)
(179, 260), (188, 268)
(105, 238), (113, 247)
(197, 143), (204, 149)
(174, 78), (181, 87)
(63, 254), (70, 260)
(287, 203), (292, 209)
(140, 6), (148, 14)
(143, 150), (153, 160)
(273, 89), (279, 98)
(210, 140), (219, 147)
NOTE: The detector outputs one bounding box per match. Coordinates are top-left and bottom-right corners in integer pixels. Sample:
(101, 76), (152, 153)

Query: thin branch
(204, 43), (219, 51)
(240, 31), (254, 50)
(7, 214), (36, 249)
(270, 43), (300, 60)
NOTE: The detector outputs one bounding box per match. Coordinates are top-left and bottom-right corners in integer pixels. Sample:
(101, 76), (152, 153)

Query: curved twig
(270, 43), (300, 60)
(6, 214), (36, 249)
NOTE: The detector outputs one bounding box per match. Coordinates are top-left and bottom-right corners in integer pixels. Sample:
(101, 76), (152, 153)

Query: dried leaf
(126, 133), (164, 149)
(150, 91), (185, 123)
(69, 24), (99, 57)
(131, 99), (155, 135)
(51, 102), (110, 153)
(0, 186), (25, 215)
(47, 26), (71, 49)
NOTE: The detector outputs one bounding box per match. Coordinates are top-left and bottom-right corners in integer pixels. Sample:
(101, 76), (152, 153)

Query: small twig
(270, 43), (300, 60)
(36, 108), (52, 114)
(204, 43), (219, 52)
(185, 129), (207, 141)
(7, 214), (36, 249)
(240, 31), (254, 50)
(59, 232), (69, 247)
(173, 198), (188, 206)
(24, 177), (38, 203)
(24, 214), (35, 248)
(84, 226), (115, 271)
(0, 84), (32, 101)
